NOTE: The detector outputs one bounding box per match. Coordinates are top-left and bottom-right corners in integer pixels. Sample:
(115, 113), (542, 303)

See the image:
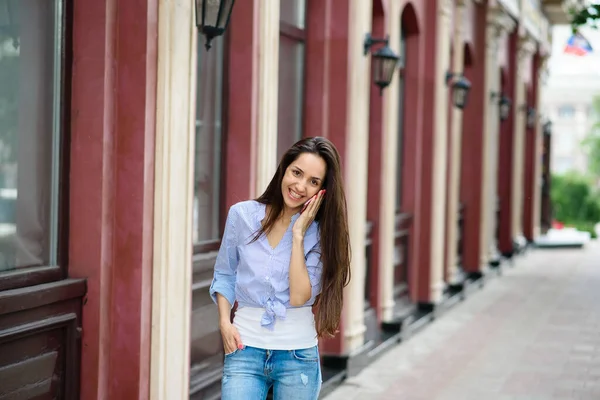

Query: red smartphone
(300, 190), (326, 214)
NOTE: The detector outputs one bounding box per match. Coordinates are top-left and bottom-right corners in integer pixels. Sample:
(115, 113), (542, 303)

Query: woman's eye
(311, 180), (318, 186)
(292, 170), (300, 176)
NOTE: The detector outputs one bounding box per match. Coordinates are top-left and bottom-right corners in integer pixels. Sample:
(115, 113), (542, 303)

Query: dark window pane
(0, 0), (62, 272)
(395, 29), (406, 212)
(191, 35), (227, 398)
(280, 0), (305, 29)
(193, 35), (224, 244)
(394, 237), (406, 286)
(277, 36), (304, 160)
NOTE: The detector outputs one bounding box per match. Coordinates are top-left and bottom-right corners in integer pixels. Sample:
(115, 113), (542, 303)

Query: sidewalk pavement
(324, 241), (600, 400)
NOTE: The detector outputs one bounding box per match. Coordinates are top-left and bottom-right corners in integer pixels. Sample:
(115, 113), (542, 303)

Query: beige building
(542, 25), (600, 174)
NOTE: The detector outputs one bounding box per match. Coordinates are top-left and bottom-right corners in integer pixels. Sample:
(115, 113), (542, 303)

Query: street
(325, 242), (600, 400)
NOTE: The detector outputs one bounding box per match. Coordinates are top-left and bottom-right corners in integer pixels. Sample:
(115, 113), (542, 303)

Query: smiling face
(281, 152), (327, 214)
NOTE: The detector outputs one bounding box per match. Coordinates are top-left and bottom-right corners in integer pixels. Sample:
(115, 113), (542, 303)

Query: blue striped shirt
(209, 200), (323, 330)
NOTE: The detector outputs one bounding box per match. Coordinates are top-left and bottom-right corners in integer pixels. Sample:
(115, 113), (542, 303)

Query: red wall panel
(69, 0), (157, 398)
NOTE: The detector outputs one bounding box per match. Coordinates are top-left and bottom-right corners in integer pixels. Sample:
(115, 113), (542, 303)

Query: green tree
(581, 96), (600, 179)
(571, 4), (600, 32)
(551, 172), (600, 237)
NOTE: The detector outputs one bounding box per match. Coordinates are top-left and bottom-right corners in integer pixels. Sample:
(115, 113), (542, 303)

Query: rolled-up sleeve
(209, 206), (239, 307)
(305, 242), (323, 304)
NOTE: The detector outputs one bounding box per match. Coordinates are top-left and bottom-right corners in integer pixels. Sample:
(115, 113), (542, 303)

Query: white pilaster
(446, 0), (467, 284)
(379, 0), (402, 322)
(429, 0), (453, 303)
(484, 21), (501, 265)
(151, 1), (196, 397)
(484, 9), (515, 262)
(343, 0), (372, 352)
(531, 55), (549, 239)
(511, 37), (535, 240)
(255, 0), (280, 194)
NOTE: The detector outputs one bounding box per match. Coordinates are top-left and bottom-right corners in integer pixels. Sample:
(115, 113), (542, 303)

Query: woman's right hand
(220, 320), (243, 354)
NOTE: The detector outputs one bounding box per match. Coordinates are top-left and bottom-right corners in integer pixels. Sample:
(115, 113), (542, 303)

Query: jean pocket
(292, 346), (319, 362)
(224, 348), (239, 358)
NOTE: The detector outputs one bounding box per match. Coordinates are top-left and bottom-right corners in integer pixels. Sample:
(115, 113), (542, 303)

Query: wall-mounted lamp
(526, 106), (536, 129)
(364, 33), (401, 95)
(195, 0), (236, 51)
(446, 72), (471, 110)
(491, 92), (512, 121)
(543, 120), (552, 136)
(499, 96), (512, 121)
(0, 0), (19, 50)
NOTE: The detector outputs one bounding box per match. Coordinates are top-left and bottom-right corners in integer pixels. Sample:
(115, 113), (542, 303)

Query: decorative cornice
(486, 24), (501, 54)
(487, 6), (517, 34)
(518, 36), (537, 58)
(517, 36), (537, 74)
(538, 54), (551, 84)
(439, 0), (454, 17)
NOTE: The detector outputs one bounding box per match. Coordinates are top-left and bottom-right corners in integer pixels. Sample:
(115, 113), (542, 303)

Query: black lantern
(543, 120), (552, 136)
(0, 0), (19, 50)
(499, 95), (511, 121)
(364, 33), (401, 95)
(446, 74), (471, 110)
(195, 0), (235, 51)
(526, 106), (536, 129)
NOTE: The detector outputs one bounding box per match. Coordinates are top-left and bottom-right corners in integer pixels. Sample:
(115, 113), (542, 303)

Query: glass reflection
(0, 0), (62, 271)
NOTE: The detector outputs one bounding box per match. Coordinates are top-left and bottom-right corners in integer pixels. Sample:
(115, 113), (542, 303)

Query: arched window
(395, 27), (406, 212)
(277, 0), (306, 160)
(190, 31), (228, 397)
(193, 34), (226, 245)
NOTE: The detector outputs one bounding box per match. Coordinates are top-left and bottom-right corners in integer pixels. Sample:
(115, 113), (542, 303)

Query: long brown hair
(253, 137), (351, 337)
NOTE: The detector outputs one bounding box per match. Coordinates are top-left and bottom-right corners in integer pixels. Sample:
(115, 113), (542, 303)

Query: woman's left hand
(293, 189), (325, 238)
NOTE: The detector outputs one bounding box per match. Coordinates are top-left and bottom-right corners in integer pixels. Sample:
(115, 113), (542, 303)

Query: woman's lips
(288, 188), (304, 202)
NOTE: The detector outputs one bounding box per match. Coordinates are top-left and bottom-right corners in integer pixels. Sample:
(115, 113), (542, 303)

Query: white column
(255, 0), (280, 194)
(379, 0), (402, 322)
(343, 0), (372, 352)
(446, 0), (467, 284)
(482, 11), (500, 265)
(151, 1), (196, 397)
(429, 0), (452, 303)
(531, 56), (549, 239)
(476, 7), (497, 268)
(484, 10), (515, 261)
(510, 37), (535, 240)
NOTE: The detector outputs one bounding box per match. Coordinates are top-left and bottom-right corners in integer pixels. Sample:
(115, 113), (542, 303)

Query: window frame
(192, 31), (230, 251)
(189, 31), (230, 398)
(0, 0), (71, 291)
(395, 27), (406, 213)
(277, 3), (307, 160)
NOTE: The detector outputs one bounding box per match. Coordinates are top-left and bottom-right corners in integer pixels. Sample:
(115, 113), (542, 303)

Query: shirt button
(265, 276), (270, 281)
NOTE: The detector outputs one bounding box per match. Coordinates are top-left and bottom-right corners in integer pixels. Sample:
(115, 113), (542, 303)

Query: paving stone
(323, 242), (600, 400)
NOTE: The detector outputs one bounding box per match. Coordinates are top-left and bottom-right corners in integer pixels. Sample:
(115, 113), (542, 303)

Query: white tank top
(233, 306), (318, 350)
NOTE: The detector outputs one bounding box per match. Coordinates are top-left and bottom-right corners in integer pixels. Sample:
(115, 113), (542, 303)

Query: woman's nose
(296, 181), (307, 192)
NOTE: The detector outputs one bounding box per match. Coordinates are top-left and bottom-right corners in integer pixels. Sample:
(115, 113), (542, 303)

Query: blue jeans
(221, 345), (322, 400)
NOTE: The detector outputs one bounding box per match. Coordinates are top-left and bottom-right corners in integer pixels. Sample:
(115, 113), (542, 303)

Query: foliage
(570, 4), (600, 32)
(581, 96), (600, 178)
(551, 172), (600, 238)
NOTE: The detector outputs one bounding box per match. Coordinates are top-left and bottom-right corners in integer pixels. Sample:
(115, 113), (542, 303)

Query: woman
(209, 137), (351, 400)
